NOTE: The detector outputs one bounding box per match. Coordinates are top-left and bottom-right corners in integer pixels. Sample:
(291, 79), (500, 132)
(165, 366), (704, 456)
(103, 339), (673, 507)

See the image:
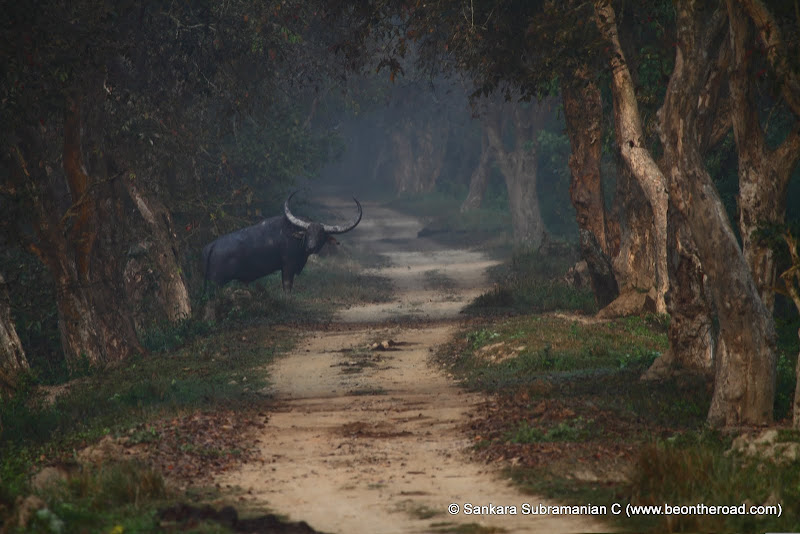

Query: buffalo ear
(327, 236), (340, 245)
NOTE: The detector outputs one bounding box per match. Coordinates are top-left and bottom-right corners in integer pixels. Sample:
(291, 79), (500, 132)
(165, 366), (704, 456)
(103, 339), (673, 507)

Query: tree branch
(740, 0), (800, 116)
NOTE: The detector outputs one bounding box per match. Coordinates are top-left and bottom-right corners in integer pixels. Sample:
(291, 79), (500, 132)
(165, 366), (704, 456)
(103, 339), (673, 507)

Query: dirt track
(218, 202), (611, 533)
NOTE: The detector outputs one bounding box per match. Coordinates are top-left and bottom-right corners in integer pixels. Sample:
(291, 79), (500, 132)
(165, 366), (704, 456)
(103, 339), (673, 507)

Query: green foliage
(775, 351), (797, 421)
(0, 248), (63, 384)
(537, 128), (578, 240)
(466, 329), (501, 350)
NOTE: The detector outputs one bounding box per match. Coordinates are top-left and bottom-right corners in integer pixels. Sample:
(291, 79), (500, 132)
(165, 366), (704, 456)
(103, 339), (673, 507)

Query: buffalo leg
(281, 270), (294, 292)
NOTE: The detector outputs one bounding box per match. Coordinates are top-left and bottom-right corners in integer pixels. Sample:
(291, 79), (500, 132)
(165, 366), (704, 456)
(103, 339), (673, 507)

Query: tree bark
(643, 207), (715, 379)
(460, 131), (492, 212)
(594, 0), (720, 389)
(10, 96), (142, 369)
(561, 70), (618, 307)
(727, 0), (800, 314)
(647, 8), (732, 381)
(778, 232), (800, 429)
(124, 179), (192, 329)
(0, 272), (28, 396)
(593, 0), (669, 314)
(611, 164), (657, 294)
(660, 0), (776, 426)
(484, 99), (547, 250)
(561, 72), (609, 254)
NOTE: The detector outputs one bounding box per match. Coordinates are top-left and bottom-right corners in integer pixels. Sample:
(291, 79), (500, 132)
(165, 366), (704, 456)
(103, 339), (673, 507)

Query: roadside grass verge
(2, 324), (289, 448)
(0, 324), (289, 526)
(465, 248), (596, 315)
(436, 313), (800, 533)
(451, 315), (667, 392)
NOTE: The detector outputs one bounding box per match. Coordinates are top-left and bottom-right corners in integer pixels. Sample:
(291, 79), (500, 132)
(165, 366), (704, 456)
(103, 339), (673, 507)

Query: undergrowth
(466, 248), (596, 315)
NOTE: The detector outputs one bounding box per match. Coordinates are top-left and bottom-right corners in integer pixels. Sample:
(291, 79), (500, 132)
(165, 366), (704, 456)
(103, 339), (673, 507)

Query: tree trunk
(0, 272), (28, 396)
(647, 4), (733, 382)
(561, 70), (619, 307)
(727, 0), (800, 314)
(660, 0), (776, 426)
(644, 207), (715, 380)
(391, 119), (448, 195)
(10, 96), (142, 368)
(484, 100), (547, 249)
(593, 0), (668, 314)
(124, 179), (192, 330)
(611, 164), (657, 294)
(460, 131), (492, 212)
(562, 72), (609, 254)
(579, 229), (619, 308)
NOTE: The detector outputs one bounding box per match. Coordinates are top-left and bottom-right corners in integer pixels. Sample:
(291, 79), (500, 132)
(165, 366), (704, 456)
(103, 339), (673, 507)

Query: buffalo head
(283, 190), (362, 254)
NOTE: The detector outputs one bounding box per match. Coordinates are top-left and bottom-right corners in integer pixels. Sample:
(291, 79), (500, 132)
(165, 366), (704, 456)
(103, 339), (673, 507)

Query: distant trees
(483, 96), (551, 249)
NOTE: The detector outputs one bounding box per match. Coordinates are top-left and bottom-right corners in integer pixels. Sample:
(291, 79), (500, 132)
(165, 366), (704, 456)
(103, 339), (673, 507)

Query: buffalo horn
(322, 197), (362, 234)
(284, 191), (362, 235)
(283, 190), (311, 230)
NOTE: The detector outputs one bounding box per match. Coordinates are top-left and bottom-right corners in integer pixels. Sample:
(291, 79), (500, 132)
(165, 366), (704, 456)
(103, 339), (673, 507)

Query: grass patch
(2, 325), (288, 448)
(466, 248), (596, 315)
(140, 317), (215, 353)
(627, 432), (800, 533)
(447, 315), (666, 393)
(506, 417), (594, 444)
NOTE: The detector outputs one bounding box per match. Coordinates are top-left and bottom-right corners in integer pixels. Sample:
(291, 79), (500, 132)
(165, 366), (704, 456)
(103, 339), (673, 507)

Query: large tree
(726, 0), (800, 314)
(561, 69), (618, 307)
(592, 0), (670, 315)
(657, 0), (776, 425)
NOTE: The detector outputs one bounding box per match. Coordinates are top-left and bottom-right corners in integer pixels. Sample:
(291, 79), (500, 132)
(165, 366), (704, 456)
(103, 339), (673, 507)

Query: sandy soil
(218, 202), (612, 533)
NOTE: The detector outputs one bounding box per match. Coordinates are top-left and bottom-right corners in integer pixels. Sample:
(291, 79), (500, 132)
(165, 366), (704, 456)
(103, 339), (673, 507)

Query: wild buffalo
(203, 191), (362, 291)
